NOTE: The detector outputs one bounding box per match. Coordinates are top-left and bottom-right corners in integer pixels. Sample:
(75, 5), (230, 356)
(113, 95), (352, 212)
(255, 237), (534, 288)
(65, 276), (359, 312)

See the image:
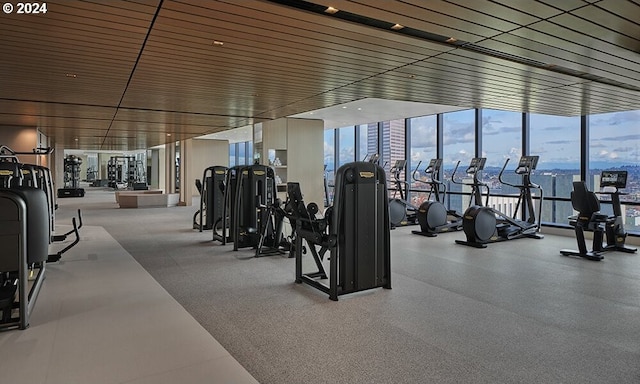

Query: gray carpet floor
(56, 188), (640, 384)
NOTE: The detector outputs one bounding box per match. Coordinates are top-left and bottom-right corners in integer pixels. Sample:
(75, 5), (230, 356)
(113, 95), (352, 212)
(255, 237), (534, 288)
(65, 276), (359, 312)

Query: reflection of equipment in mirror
(107, 156), (146, 190)
(57, 155), (85, 198)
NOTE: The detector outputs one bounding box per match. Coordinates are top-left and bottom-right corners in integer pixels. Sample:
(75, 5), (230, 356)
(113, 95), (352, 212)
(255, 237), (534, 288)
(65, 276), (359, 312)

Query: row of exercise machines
(388, 155), (635, 260)
(193, 156), (635, 300)
(194, 162), (391, 301)
(0, 146), (83, 330)
(387, 156), (543, 247)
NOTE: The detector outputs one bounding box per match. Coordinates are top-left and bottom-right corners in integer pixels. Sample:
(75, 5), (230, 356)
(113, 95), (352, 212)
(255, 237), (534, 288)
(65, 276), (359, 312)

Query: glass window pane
(408, 115), (437, 207)
(247, 141), (253, 164)
(324, 129), (335, 203)
(338, 126), (355, 167)
(589, 110), (640, 233)
(237, 142), (246, 165)
(482, 109), (523, 212)
(442, 109), (476, 213)
(358, 123), (378, 161)
(529, 113), (581, 224)
(380, 119), (406, 197)
(229, 143), (236, 167)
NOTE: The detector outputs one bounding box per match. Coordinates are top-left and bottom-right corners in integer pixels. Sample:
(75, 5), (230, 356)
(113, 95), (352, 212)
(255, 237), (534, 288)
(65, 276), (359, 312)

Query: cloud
(612, 146), (634, 153)
(410, 124), (437, 147)
(546, 140), (574, 144)
(591, 110), (640, 126)
(600, 134), (640, 141)
(543, 126), (565, 131)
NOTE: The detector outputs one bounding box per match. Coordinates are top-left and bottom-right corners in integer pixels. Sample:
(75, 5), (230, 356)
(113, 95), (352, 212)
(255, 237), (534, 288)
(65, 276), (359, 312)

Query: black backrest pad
(2, 187), (49, 264)
(571, 181), (600, 215)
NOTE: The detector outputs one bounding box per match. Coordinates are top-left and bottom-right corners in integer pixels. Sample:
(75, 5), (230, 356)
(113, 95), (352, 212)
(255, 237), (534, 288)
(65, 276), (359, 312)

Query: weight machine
(57, 154), (85, 198)
(222, 165), (290, 256)
(289, 161), (391, 301)
(193, 166), (229, 243)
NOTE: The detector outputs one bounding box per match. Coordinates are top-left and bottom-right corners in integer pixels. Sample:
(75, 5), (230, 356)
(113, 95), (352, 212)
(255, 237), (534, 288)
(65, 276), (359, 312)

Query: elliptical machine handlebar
(451, 159), (490, 207)
(411, 159), (447, 203)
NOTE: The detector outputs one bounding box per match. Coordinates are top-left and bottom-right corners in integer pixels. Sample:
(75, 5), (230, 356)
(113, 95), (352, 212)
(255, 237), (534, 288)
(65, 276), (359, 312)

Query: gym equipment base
(57, 188), (85, 198)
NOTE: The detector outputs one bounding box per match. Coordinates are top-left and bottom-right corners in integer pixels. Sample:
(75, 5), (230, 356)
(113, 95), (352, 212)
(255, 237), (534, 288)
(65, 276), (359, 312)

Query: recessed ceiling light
(342, 106), (347, 109)
(357, 108), (362, 111)
(212, 41), (224, 46)
(446, 37), (457, 43)
(74, 138), (78, 141)
(391, 24), (404, 30)
(325, 6), (338, 14)
(167, 133), (172, 137)
(309, 112), (314, 115)
(65, 73), (77, 78)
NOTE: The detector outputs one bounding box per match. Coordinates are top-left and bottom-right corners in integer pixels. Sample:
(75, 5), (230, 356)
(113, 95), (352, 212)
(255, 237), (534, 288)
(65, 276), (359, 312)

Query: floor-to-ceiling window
(229, 143), (236, 167)
(442, 109), (476, 212)
(228, 141), (252, 167)
(337, 126), (355, 167)
(324, 129), (335, 205)
(529, 113), (581, 225)
(358, 123), (379, 161)
(481, 109), (523, 216)
(408, 115), (437, 207)
(321, 107), (639, 235)
(380, 119), (406, 197)
(589, 110), (640, 233)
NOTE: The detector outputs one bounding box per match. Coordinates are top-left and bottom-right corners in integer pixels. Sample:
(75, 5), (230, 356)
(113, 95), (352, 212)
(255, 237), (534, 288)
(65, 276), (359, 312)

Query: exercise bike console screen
(601, 170), (627, 189)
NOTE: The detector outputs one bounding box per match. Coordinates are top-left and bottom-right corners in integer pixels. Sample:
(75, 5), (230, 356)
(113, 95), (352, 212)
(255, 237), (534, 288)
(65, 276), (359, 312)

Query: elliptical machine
(411, 159), (463, 237)
(388, 159), (418, 228)
(456, 156), (544, 248)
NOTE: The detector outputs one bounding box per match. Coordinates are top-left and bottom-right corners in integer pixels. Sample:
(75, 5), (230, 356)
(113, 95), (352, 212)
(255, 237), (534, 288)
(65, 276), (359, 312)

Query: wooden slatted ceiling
(1, 0), (640, 151)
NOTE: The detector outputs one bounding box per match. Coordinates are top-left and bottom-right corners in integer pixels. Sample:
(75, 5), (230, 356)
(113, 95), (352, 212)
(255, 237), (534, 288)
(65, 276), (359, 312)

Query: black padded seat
(561, 181), (609, 261)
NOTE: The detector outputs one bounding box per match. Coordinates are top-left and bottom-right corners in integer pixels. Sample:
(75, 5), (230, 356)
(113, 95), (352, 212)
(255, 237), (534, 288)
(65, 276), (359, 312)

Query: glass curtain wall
(442, 109), (476, 213)
(324, 129), (335, 204)
(380, 119), (406, 197)
(529, 114), (580, 224)
(481, 109), (523, 216)
(589, 110), (640, 232)
(408, 115), (437, 207)
(337, 126), (355, 167)
(358, 123), (379, 161)
(322, 108), (640, 234)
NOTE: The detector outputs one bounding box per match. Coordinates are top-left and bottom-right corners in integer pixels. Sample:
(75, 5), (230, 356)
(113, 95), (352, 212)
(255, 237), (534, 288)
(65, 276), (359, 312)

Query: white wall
(190, 139), (229, 197)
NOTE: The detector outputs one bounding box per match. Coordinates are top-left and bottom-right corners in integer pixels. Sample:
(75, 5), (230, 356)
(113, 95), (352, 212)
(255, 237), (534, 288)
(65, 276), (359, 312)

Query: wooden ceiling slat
(471, 0), (567, 20)
(2, 0), (640, 150)
(157, 5), (440, 63)
(486, 34), (640, 84)
(177, 0), (456, 52)
(510, 25), (640, 72)
(317, 0), (509, 38)
(548, 13), (640, 53)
